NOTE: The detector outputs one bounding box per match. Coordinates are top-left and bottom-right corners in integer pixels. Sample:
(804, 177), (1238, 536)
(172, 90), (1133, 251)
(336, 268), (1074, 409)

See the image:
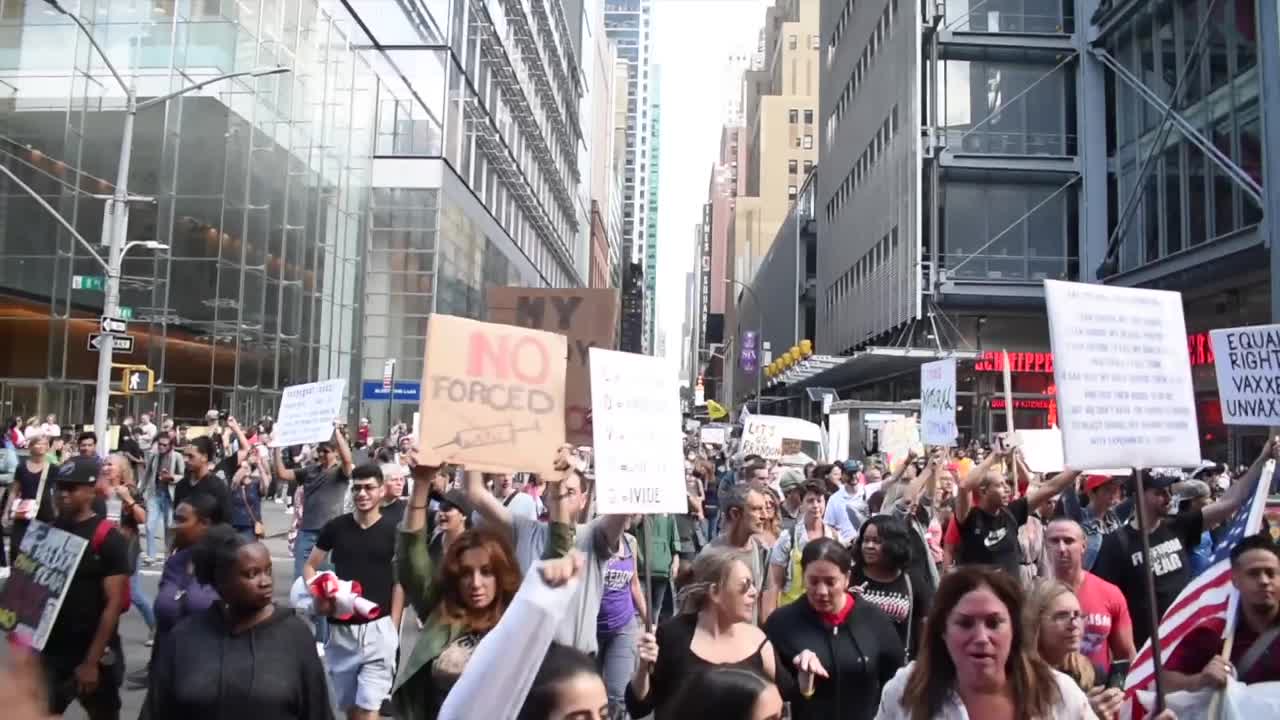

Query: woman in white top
(875, 566), (1095, 720)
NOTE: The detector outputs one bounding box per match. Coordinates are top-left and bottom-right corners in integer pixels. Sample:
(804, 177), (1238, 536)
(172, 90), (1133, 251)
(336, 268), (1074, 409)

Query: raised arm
(1202, 436), (1278, 528)
(955, 451), (1002, 525)
(333, 424), (355, 475)
(1023, 467), (1080, 511)
(399, 462), (448, 621)
(274, 448), (297, 483)
(463, 469), (513, 533)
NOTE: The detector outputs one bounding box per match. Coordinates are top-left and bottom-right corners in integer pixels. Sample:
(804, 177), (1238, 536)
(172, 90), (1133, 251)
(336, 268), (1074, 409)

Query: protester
(145, 526), (331, 719)
(952, 452), (1077, 575)
(702, 483), (771, 625)
(1044, 519), (1134, 674)
(6, 432), (53, 564)
(41, 456), (130, 720)
(1164, 532), (1280, 687)
(429, 489), (471, 563)
(874, 566), (1094, 720)
(173, 436), (233, 526)
(851, 515), (927, 657)
(638, 513), (683, 621)
(126, 494), (221, 691)
(765, 537), (903, 720)
(762, 481), (838, 618)
(513, 644), (610, 720)
(822, 462), (864, 541)
(305, 463), (401, 720)
(626, 547), (779, 718)
(596, 518), (646, 716)
(393, 464), (522, 719)
(1093, 439), (1273, 647)
(486, 472), (540, 521)
(1062, 474), (1125, 570)
(776, 469), (805, 533)
(139, 432), (183, 563)
(100, 454), (154, 646)
(229, 446), (269, 543)
(379, 462), (408, 528)
(77, 431), (97, 458)
(665, 666), (784, 720)
(1024, 580), (1126, 719)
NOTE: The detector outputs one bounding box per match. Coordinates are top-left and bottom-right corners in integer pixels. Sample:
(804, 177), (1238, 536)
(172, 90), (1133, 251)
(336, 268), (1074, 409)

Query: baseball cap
(1142, 469), (1185, 491)
(205, 409), (220, 421)
(1172, 480), (1210, 502)
(843, 459), (864, 474)
(56, 456), (99, 486)
(779, 468), (805, 493)
(1084, 474), (1119, 493)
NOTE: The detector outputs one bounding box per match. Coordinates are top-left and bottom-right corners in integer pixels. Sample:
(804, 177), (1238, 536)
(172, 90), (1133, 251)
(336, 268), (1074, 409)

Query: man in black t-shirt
(42, 456), (131, 720)
(172, 436), (233, 526)
(1094, 442), (1272, 647)
(953, 450), (1077, 576)
(304, 464), (401, 719)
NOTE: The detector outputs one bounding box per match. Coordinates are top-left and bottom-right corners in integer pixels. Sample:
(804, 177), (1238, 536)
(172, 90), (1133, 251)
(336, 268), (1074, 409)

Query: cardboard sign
(589, 348), (685, 514)
(700, 426), (726, 445)
(1015, 428), (1066, 474)
(740, 417), (784, 459)
(270, 378), (346, 448)
(920, 358), (958, 446)
(418, 314), (566, 475)
(881, 417), (923, 473)
(1210, 324), (1280, 425)
(487, 287), (619, 447)
(1044, 279), (1200, 469)
(0, 520), (88, 650)
(827, 412), (849, 462)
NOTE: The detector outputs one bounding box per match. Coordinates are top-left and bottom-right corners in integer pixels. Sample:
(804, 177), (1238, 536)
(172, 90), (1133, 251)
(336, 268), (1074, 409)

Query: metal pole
(93, 88), (135, 457)
(386, 360), (396, 441)
(1132, 467), (1167, 714)
(1260, 0), (1280, 324)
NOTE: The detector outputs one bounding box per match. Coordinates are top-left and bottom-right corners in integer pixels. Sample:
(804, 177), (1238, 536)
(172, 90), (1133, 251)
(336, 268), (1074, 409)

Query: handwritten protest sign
(488, 287), (620, 446)
(1045, 279), (1200, 469)
(700, 426), (727, 445)
(418, 314), (566, 476)
(740, 417), (784, 459)
(270, 378), (346, 448)
(0, 520), (88, 650)
(921, 358), (958, 446)
(590, 348), (685, 514)
(1210, 323), (1280, 425)
(881, 417), (923, 473)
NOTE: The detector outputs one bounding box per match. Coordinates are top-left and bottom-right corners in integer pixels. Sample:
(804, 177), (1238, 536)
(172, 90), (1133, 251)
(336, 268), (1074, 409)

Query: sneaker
(284, 506), (293, 515)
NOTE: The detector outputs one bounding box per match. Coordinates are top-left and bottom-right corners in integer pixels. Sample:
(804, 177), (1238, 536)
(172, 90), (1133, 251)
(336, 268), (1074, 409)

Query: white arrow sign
(100, 316), (128, 334)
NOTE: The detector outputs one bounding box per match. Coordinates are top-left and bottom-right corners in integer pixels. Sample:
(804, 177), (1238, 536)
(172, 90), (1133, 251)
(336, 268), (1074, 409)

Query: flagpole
(1132, 466), (1167, 715)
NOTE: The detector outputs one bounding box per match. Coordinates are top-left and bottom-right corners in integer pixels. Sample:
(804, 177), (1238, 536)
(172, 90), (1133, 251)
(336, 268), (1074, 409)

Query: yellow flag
(706, 400), (728, 420)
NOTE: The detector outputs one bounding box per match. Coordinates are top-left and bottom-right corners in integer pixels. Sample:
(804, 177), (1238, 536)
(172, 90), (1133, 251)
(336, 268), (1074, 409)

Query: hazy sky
(652, 0), (770, 368)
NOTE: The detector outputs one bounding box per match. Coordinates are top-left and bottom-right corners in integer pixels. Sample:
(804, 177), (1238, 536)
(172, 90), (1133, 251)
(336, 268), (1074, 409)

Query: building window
(794, 137), (802, 148)
(788, 159), (798, 174)
(788, 109), (799, 123)
(788, 185), (798, 198)
(810, 35), (820, 49)
(804, 160), (814, 174)
(804, 109), (814, 125)
(789, 34), (797, 49)
(803, 135), (813, 149)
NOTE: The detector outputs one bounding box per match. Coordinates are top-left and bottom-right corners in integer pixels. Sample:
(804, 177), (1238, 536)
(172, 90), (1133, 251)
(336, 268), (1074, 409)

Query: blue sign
(361, 380), (421, 402)
(739, 331), (759, 373)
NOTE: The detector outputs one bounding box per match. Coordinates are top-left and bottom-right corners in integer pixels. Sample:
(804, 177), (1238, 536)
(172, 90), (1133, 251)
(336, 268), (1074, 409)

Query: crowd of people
(1, 410), (1278, 720)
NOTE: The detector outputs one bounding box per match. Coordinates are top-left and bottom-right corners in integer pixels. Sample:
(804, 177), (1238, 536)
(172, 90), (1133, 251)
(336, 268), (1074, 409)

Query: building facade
(643, 67), (661, 353)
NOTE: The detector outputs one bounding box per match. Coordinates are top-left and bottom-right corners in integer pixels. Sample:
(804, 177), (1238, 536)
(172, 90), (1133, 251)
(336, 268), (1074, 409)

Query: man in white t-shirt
(137, 412), (158, 452)
(39, 414), (60, 440)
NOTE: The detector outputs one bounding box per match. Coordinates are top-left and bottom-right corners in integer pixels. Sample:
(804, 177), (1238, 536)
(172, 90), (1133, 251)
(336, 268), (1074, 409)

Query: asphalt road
(2, 499), (314, 720)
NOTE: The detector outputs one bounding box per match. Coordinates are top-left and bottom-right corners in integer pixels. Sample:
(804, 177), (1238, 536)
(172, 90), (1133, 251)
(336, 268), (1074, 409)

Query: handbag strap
(240, 480), (261, 525)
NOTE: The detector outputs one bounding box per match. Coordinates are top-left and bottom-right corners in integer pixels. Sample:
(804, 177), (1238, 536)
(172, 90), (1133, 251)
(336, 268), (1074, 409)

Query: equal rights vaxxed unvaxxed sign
(1210, 323), (1280, 426)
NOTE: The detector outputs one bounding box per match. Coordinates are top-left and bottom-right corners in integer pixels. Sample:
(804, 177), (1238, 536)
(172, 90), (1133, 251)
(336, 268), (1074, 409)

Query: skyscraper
(644, 68), (662, 354)
(605, 0), (654, 352)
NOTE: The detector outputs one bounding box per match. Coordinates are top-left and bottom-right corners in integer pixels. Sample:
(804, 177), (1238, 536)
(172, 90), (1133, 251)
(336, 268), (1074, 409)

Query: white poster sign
(1044, 280), (1200, 469)
(740, 417), (783, 460)
(700, 426), (727, 445)
(1210, 323), (1280, 426)
(827, 412), (849, 463)
(921, 358), (958, 446)
(1015, 428), (1066, 474)
(271, 378), (347, 448)
(590, 348), (686, 514)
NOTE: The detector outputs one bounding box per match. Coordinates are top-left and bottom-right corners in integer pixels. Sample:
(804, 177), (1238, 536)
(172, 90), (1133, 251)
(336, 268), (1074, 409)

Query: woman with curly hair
(393, 464), (523, 720)
(851, 514), (928, 658)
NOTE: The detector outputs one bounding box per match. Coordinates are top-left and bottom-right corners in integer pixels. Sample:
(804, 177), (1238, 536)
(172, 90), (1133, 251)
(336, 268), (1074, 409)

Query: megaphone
(289, 571), (381, 621)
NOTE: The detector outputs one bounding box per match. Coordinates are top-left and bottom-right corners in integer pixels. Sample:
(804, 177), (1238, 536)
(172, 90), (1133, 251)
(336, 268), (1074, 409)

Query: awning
(766, 346), (981, 394)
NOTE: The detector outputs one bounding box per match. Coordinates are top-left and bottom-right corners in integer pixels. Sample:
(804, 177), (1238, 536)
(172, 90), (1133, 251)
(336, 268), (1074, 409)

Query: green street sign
(119, 307), (133, 320)
(72, 275), (105, 291)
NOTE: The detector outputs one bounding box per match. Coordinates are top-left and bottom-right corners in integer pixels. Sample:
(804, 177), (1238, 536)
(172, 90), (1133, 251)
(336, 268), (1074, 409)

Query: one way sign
(100, 315), (128, 334)
(88, 333), (135, 353)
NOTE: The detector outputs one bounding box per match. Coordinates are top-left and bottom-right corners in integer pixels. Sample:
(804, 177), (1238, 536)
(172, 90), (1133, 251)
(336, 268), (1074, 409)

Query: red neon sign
(975, 332), (1216, 374)
(991, 397), (1054, 410)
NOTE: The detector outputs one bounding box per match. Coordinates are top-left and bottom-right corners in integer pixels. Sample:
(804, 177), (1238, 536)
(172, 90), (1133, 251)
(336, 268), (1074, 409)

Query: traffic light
(121, 366), (154, 394)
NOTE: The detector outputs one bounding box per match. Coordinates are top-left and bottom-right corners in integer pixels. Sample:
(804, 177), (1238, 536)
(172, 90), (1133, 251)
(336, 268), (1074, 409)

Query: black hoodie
(145, 604), (332, 720)
(764, 594), (904, 720)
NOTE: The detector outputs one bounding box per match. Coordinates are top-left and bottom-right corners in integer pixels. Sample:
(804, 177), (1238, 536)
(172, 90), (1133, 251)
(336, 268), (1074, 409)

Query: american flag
(1123, 461), (1274, 714)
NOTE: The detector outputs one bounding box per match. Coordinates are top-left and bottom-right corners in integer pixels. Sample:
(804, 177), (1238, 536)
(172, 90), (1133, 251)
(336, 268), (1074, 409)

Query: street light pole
(726, 279), (765, 414)
(42, 0), (289, 454)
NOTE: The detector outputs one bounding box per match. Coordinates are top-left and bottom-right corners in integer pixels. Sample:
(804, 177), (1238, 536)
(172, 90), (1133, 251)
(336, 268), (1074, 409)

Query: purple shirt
(153, 548), (220, 636)
(597, 537), (637, 634)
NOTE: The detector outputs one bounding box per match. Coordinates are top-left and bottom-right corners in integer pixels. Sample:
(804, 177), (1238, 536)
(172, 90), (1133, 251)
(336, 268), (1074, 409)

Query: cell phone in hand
(1106, 659), (1131, 689)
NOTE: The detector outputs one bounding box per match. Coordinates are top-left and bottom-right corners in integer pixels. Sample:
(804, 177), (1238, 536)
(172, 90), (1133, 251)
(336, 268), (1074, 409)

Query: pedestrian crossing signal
(121, 366), (154, 395)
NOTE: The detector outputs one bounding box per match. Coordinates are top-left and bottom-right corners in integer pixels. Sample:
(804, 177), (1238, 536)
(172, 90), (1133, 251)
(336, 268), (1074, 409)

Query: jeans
(130, 570), (156, 631)
(145, 491), (172, 559)
(596, 617), (638, 716)
(648, 577), (675, 622)
(294, 529), (328, 642)
(234, 526), (257, 543)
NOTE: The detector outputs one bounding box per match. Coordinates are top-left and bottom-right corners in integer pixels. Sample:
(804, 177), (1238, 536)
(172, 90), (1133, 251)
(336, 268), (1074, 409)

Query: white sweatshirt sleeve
(437, 559), (582, 720)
